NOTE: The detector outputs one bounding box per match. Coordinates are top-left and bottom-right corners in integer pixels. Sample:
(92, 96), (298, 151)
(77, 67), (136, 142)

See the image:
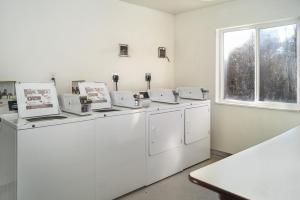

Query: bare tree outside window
(220, 22), (298, 107)
(259, 25), (297, 103)
(224, 29), (255, 101)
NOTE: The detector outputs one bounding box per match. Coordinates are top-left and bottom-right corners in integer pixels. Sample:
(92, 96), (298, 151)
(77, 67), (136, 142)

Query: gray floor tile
(117, 155), (224, 200)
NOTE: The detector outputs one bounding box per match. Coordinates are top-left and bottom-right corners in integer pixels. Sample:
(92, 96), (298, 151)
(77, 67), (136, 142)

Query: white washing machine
(0, 112), (97, 200)
(90, 90), (147, 200)
(93, 108), (147, 200)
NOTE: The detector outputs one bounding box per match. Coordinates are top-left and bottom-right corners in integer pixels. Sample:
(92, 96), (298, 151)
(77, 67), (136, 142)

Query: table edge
(188, 174), (249, 200)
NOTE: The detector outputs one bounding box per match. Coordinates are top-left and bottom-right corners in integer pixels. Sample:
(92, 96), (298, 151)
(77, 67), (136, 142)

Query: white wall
(3, 0), (300, 154)
(175, 0), (300, 153)
(0, 0), (175, 94)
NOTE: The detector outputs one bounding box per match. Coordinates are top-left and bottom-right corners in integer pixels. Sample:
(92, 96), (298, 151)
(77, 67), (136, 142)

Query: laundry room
(1, 0), (300, 200)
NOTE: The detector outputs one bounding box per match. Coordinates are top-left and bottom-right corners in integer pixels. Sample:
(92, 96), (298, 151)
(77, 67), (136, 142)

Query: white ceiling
(121, 0), (234, 14)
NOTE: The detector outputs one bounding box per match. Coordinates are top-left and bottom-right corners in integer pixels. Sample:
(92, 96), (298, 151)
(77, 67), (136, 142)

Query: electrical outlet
(158, 47), (166, 58)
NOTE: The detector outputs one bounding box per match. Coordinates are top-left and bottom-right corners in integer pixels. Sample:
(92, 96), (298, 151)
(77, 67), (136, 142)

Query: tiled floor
(117, 155), (224, 200)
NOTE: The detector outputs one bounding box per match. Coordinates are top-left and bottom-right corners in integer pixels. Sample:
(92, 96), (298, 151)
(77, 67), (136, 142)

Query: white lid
(78, 82), (111, 109)
(16, 82), (60, 118)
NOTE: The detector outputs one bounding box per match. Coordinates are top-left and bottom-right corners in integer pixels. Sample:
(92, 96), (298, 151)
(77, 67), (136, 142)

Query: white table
(189, 126), (300, 200)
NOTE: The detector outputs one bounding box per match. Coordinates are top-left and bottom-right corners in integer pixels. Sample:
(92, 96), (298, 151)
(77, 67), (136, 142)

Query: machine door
(149, 110), (184, 156)
(185, 105), (210, 144)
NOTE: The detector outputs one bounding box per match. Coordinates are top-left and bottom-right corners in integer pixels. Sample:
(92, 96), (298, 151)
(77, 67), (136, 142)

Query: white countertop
(190, 125), (300, 200)
(0, 106), (143, 130)
(0, 99), (210, 130)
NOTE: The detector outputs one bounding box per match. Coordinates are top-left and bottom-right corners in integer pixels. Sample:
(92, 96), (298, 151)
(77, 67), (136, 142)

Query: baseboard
(211, 149), (232, 158)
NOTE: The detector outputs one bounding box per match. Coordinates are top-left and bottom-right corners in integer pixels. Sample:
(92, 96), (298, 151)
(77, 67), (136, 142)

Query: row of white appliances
(146, 88), (210, 185)
(0, 83), (210, 200)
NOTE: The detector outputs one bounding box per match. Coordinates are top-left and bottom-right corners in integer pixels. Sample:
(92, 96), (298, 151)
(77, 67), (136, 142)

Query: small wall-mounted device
(112, 73), (119, 91)
(145, 73), (152, 90)
(51, 73), (56, 85)
(119, 44), (129, 57)
(158, 47), (170, 62)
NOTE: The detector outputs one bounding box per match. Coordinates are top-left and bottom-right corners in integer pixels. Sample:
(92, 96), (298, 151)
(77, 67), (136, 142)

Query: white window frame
(216, 18), (300, 111)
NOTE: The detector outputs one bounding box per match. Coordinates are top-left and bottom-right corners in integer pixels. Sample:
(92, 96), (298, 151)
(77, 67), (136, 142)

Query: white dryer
(145, 89), (185, 184)
(146, 102), (185, 185)
(146, 88), (211, 184)
(181, 99), (211, 169)
(176, 87), (211, 168)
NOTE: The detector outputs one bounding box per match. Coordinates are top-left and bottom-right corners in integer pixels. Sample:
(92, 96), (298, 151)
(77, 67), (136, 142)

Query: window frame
(216, 18), (300, 111)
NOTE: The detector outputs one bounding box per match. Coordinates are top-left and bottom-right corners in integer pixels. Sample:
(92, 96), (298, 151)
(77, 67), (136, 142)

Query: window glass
(259, 24), (297, 103)
(224, 29), (255, 101)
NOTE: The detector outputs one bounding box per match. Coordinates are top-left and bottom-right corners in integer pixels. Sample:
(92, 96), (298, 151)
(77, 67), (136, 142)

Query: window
(217, 19), (300, 110)
(224, 29), (255, 101)
(259, 25), (297, 103)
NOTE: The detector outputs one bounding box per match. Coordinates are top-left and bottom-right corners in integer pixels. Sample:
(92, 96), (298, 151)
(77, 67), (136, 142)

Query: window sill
(215, 99), (300, 112)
